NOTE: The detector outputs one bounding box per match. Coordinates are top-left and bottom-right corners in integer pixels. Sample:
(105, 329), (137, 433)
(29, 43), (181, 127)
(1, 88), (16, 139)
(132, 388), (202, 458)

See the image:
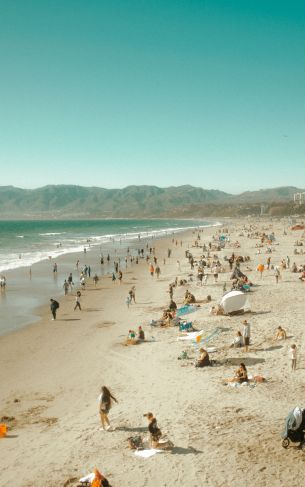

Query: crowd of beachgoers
(2, 218), (305, 487)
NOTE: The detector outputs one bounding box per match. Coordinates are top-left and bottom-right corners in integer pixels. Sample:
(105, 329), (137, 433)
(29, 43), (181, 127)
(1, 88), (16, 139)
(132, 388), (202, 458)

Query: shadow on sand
(171, 446), (203, 455)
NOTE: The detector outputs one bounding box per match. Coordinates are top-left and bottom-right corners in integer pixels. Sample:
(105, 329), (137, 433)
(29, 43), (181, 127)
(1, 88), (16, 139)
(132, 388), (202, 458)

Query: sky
(0, 0), (304, 193)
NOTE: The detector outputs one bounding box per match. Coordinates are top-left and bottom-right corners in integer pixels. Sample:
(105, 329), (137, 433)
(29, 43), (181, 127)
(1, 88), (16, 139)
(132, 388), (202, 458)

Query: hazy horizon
(1, 1), (304, 192)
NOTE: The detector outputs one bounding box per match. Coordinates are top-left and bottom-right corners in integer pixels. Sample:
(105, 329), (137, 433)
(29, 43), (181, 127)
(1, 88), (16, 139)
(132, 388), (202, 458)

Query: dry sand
(1, 219), (305, 487)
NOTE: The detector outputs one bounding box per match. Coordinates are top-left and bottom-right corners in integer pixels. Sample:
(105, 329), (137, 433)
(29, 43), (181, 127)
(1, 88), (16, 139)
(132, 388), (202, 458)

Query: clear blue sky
(0, 0), (304, 193)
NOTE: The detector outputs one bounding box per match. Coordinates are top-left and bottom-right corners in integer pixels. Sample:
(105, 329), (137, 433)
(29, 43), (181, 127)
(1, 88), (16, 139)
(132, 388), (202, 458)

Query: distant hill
(231, 186), (303, 203)
(0, 185), (304, 218)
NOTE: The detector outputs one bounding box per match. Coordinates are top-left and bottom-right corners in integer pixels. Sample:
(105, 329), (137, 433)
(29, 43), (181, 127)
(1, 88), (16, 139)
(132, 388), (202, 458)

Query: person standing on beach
(74, 291), (81, 311)
(129, 286), (136, 303)
(68, 273), (74, 291)
(50, 299), (59, 320)
(149, 263), (155, 277)
(242, 320), (251, 352)
(63, 280), (69, 295)
(274, 266), (281, 284)
(98, 386), (118, 431)
(290, 344), (297, 371)
(118, 270), (123, 284)
(155, 265), (161, 278)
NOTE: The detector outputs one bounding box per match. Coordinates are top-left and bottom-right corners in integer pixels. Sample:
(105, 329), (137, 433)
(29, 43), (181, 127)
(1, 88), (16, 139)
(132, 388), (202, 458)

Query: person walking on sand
(290, 344), (297, 371)
(155, 265), (161, 278)
(63, 280), (69, 295)
(242, 319), (251, 352)
(129, 286), (136, 303)
(126, 295), (131, 308)
(50, 298), (59, 320)
(98, 386), (118, 431)
(74, 291), (81, 311)
(274, 266), (281, 284)
(149, 263), (154, 277)
(118, 270), (123, 284)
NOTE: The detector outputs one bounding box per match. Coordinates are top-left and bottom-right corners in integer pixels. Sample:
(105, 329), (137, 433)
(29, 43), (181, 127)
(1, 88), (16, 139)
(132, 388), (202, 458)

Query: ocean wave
(39, 232), (66, 236)
(0, 245), (85, 273)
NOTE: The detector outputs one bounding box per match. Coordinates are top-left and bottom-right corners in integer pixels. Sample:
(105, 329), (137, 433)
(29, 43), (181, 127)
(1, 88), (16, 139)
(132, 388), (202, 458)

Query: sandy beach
(2, 218), (305, 487)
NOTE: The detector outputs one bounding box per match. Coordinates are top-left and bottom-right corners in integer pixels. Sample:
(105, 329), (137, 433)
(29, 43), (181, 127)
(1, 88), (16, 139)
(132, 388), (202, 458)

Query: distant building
(294, 193), (305, 205)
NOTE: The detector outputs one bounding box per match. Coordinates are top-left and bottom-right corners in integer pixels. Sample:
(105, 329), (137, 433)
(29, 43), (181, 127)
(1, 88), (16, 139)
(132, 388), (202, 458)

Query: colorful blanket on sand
(176, 305), (198, 317)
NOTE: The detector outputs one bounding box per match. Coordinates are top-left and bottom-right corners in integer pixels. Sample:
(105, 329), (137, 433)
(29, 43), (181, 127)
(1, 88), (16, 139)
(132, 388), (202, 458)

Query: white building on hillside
(294, 193), (305, 204)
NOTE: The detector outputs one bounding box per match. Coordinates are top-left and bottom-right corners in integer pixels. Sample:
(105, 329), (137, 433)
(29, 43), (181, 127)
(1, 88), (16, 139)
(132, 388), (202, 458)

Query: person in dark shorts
(50, 299), (59, 320)
(98, 386), (118, 431)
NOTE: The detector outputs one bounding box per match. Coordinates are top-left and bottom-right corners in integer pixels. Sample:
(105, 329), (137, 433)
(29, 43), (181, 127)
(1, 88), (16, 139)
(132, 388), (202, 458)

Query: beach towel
(176, 305), (197, 317)
(135, 449), (163, 458)
(177, 330), (203, 341)
(193, 328), (222, 348)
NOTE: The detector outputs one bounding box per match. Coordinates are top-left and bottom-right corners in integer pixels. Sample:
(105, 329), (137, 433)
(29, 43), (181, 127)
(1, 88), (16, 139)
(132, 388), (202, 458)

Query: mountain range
(0, 185), (304, 218)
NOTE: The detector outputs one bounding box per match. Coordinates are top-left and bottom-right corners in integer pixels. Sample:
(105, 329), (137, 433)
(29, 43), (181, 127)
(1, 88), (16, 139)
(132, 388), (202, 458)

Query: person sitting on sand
(138, 326), (145, 340)
(98, 386), (118, 431)
(299, 271), (305, 282)
(169, 299), (177, 312)
(195, 348), (210, 368)
(128, 329), (136, 341)
(209, 304), (224, 316)
(91, 467), (111, 487)
(230, 331), (243, 348)
(144, 412), (165, 449)
(183, 290), (196, 305)
(274, 326), (287, 340)
(291, 262), (298, 273)
(225, 363), (248, 383)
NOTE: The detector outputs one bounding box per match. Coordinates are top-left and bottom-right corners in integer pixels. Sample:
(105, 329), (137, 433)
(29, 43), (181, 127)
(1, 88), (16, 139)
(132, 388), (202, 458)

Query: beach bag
(127, 435), (143, 450)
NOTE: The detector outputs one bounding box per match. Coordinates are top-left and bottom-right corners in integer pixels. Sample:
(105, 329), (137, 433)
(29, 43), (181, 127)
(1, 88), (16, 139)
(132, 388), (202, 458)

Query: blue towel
(176, 305), (197, 317)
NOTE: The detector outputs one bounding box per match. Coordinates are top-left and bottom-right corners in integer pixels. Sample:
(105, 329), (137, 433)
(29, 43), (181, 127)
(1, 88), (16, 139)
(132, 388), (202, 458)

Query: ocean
(0, 219), (220, 336)
(0, 219), (219, 273)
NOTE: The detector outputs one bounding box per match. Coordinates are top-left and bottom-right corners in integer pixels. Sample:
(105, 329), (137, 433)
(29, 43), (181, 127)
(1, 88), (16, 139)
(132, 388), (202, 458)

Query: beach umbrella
(219, 290), (248, 314)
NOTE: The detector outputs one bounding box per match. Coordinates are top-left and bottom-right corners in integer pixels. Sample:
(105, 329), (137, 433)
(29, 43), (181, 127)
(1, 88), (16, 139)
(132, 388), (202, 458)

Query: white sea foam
(39, 232), (66, 236)
(0, 221), (221, 273)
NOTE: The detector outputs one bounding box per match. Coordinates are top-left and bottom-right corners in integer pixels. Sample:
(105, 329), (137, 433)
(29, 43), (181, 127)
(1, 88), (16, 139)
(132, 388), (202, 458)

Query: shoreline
(0, 220), (221, 337)
(2, 217), (305, 486)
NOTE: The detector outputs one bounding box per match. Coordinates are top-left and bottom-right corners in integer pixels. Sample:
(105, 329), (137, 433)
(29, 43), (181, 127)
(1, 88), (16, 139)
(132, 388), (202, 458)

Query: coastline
(2, 217), (305, 486)
(0, 220), (219, 336)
